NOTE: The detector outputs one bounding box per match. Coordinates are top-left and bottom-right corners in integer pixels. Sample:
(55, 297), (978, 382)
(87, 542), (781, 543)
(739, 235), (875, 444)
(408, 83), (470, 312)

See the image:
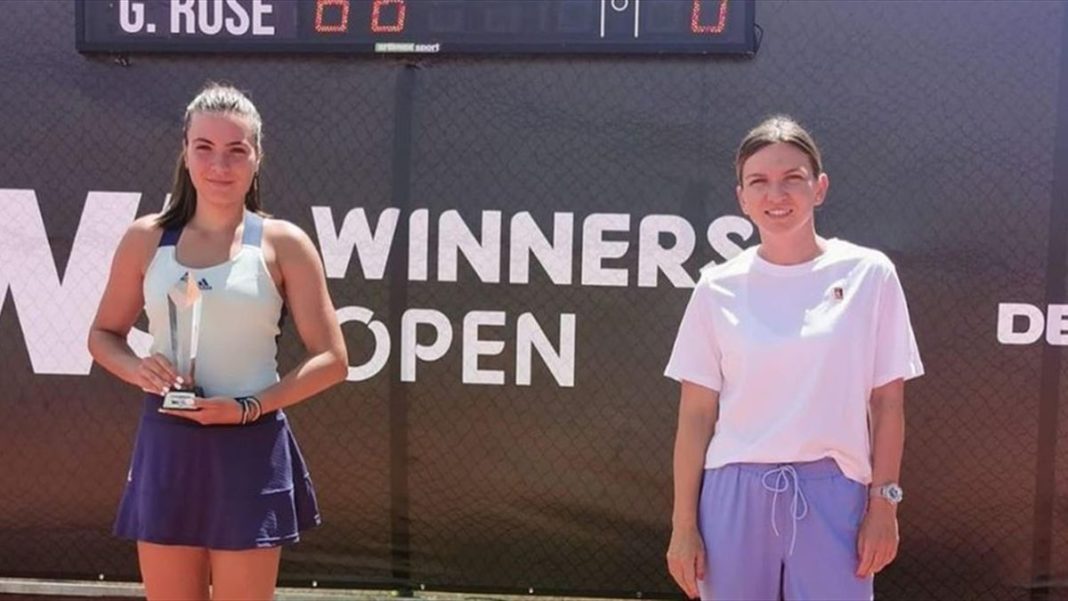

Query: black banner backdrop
(0, 1), (1065, 599)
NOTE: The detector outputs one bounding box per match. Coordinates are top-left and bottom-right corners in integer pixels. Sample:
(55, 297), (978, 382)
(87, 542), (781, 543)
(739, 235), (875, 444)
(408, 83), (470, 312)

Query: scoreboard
(76, 0), (756, 55)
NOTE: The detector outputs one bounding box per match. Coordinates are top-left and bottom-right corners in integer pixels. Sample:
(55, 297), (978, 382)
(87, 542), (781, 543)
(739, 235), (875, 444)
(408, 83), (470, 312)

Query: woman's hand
(856, 500), (899, 578)
(666, 525), (706, 599)
(159, 396), (243, 425)
(135, 353), (182, 395)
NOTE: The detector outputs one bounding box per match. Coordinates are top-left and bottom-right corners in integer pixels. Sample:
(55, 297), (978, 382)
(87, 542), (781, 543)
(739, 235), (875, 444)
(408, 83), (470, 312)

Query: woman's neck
(188, 201), (245, 234)
(756, 229), (827, 266)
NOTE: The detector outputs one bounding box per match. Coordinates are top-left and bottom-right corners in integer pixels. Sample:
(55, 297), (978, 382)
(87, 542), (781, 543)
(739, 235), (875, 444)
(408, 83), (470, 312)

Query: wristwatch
(870, 482), (904, 505)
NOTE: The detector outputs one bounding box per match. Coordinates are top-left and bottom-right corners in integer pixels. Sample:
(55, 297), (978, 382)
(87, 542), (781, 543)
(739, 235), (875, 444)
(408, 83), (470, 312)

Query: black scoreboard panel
(77, 0), (756, 55)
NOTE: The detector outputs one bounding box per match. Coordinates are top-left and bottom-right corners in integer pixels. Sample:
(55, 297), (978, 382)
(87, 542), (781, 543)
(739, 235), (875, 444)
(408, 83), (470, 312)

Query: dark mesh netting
(0, 1), (1064, 599)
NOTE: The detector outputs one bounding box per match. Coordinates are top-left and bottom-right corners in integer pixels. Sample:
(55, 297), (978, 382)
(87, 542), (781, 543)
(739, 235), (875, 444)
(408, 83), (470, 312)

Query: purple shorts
(697, 458), (873, 601)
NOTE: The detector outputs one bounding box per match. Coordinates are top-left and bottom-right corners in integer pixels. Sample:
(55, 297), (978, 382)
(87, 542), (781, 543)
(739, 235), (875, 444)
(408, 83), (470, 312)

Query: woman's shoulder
(262, 216), (312, 241)
(697, 245), (759, 288)
(261, 216), (318, 257)
(121, 213), (166, 249)
(827, 238), (895, 270)
(825, 240), (903, 291)
(104, 213), (166, 273)
(128, 212), (164, 233)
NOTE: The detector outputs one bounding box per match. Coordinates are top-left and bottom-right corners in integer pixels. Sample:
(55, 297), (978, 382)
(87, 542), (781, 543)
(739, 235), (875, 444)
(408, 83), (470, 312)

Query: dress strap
(242, 211), (265, 248)
(158, 226), (182, 247)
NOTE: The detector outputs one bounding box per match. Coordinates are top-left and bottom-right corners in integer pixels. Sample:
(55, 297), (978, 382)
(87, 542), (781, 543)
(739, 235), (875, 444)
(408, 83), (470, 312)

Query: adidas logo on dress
(178, 273), (213, 290)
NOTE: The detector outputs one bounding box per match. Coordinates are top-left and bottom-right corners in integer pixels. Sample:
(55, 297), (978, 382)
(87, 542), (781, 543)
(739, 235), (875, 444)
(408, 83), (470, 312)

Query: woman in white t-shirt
(664, 116), (923, 600)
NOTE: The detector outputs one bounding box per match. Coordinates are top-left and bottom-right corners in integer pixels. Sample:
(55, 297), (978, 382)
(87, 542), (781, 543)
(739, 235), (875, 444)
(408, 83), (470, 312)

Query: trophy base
(162, 387), (202, 411)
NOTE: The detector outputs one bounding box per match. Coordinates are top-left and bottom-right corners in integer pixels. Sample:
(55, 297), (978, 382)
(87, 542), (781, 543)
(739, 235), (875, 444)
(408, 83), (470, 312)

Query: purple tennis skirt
(114, 395), (322, 550)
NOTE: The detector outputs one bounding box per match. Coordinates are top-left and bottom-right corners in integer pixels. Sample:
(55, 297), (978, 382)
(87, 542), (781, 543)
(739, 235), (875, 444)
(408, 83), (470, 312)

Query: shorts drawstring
(761, 464), (809, 556)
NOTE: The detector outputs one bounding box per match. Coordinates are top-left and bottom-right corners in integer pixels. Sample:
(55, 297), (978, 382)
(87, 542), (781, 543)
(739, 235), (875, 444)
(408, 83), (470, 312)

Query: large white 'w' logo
(0, 189), (149, 374)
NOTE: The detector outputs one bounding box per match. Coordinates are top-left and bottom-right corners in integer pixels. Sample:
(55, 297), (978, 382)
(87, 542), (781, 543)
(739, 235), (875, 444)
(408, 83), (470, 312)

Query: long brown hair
(734, 115), (823, 185)
(157, 83), (268, 230)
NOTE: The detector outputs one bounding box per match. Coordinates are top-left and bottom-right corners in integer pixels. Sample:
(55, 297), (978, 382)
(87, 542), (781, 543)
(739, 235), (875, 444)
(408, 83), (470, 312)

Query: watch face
(885, 484), (904, 503)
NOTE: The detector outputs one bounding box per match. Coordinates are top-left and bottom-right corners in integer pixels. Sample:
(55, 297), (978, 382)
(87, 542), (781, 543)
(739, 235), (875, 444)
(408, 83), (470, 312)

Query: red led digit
(315, 0), (350, 33)
(371, 0), (407, 33)
(691, 0), (728, 34)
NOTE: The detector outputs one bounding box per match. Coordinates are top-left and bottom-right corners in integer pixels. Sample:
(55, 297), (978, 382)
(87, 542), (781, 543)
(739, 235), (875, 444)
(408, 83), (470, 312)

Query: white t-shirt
(664, 238), (924, 484)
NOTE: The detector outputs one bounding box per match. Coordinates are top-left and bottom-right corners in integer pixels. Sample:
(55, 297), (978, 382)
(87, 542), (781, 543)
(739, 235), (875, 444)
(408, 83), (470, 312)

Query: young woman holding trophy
(88, 84), (348, 600)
